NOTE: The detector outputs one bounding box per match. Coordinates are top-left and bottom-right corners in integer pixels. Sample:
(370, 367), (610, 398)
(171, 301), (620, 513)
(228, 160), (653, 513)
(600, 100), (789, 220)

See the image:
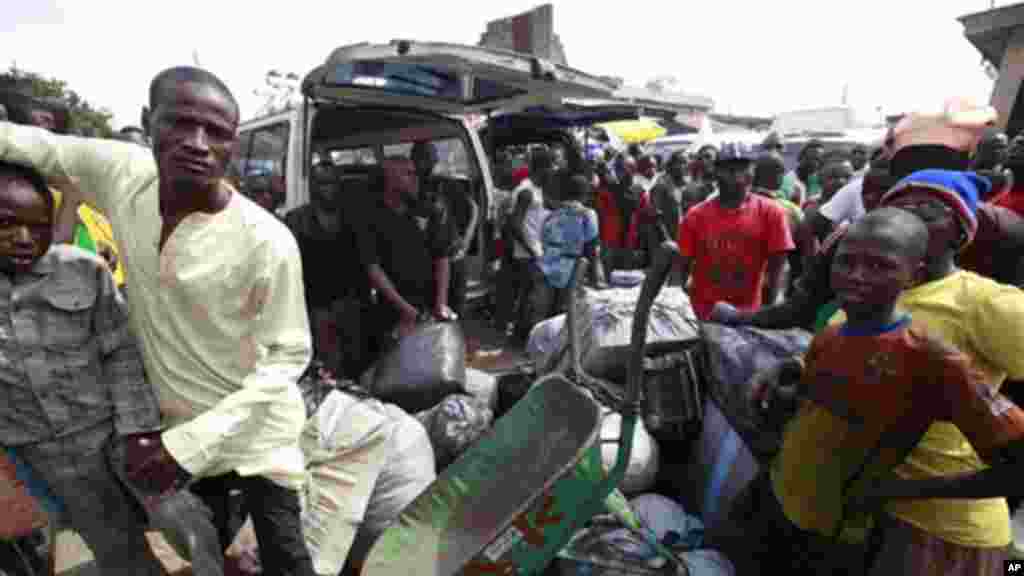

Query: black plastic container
(641, 344), (704, 441)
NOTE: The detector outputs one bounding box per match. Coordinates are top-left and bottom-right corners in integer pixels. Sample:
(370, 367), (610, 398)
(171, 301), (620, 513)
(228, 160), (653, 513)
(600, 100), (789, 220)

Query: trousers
(150, 471), (316, 576)
(12, 423), (163, 576)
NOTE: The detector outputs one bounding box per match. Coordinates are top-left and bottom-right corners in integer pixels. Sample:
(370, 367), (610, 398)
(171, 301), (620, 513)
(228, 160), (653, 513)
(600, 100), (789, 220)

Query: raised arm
(461, 191), (480, 252)
(512, 187), (541, 259)
(763, 252), (789, 307)
(0, 122), (153, 215)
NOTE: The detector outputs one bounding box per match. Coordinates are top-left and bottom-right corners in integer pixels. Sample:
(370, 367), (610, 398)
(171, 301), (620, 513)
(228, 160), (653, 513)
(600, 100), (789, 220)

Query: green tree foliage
(1, 64), (115, 137)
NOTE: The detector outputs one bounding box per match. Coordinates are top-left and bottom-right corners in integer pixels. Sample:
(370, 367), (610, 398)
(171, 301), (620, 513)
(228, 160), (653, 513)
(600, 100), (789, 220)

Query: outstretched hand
(709, 301), (743, 325)
(433, 304), (458, 322)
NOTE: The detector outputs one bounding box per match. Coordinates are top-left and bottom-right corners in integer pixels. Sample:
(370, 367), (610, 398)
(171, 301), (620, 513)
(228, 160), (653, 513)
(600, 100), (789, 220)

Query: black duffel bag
(370, 320), (467, 413)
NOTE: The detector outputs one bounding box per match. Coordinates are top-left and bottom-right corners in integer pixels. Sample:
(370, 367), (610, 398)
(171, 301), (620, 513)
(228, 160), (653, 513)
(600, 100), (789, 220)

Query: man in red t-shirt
(677, 151), (794, 319)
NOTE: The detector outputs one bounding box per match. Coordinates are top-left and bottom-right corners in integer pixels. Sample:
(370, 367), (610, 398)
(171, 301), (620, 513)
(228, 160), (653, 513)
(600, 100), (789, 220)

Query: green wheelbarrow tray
(361, 372), (623, 576)
(362, 247), (683, 576)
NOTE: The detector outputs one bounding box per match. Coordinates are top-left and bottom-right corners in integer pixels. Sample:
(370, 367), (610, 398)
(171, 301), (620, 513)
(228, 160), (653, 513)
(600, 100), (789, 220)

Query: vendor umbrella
(597, 118), (667, 144)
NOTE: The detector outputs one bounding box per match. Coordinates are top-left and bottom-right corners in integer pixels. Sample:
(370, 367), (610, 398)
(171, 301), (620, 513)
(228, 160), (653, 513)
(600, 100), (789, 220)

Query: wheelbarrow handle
(565, 258), (624, 406)
(564, 247), (679, 413)
(566, 257), (589, 387)
(626, 241), (679, 415)
(566, 247), (689, 575)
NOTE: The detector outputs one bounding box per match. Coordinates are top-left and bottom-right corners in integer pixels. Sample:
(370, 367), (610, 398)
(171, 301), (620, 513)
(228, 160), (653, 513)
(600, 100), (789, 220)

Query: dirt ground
(54, 311), (528, 576)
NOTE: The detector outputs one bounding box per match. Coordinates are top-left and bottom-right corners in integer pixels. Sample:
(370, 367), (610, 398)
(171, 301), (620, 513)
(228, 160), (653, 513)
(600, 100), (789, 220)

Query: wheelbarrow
(361, 244), (686, 576)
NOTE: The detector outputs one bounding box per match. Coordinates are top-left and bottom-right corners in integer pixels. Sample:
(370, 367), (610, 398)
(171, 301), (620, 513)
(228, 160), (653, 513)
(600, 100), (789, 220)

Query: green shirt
(72, 222), (96, 253)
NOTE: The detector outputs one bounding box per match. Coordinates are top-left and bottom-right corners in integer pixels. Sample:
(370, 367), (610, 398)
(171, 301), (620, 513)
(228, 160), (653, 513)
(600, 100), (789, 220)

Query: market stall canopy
(597, 118), (667, 144)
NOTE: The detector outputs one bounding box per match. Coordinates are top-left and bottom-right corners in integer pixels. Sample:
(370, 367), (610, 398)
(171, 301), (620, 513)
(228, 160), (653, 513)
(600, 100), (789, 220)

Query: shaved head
(846, 207), (930, 264)
(149, 66), (238, 121)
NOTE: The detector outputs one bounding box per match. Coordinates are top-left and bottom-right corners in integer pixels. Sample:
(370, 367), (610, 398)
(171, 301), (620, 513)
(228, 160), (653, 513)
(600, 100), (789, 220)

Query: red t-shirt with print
(678, 194), (794, 319)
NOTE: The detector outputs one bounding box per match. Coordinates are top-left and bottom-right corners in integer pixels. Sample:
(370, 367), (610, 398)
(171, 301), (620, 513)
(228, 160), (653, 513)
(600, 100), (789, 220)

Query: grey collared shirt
(0, 245), (160, 446)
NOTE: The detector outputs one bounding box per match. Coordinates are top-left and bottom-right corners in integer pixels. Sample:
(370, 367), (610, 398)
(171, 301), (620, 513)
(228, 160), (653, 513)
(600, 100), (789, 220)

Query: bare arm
(809, 209), (835, 245)
(0, 122), (150, 214)
(726, 278), (822, 330)
(462, 193), (480, 249)
(724, 236), (838, 330)
(676, 254), (693, 291)
(764, 252), (789, 306)
(433, 257), (450, 313)
(583, 240), (606, 286)
(512, 187), (541, 259)
(368, 264), (419, 321)
(871, 467), (1019, 501)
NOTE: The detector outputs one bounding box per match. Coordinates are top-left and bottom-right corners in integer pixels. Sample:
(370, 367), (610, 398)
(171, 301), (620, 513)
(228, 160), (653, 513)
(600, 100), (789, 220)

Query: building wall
(991, 26), (1024, 133)
(478, 4), (568, 66)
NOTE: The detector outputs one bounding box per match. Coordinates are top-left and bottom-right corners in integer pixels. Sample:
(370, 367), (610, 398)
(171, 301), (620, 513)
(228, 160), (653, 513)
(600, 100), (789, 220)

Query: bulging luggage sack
(415, 394), (494, 471)
(700, 322), (812, 460)
(463, 368), (498, 412)
(538, 285), (699, 381)
(600, 409), (659, 496)
(687, 399), (760, 545)
(371, 320), (467, 413)
(226, 390), (437, 576)
(526, 314), (565, 364)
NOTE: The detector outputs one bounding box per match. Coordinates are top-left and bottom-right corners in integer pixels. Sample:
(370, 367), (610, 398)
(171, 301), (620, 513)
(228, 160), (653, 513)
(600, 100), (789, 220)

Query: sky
(1, 0), (1008, 130)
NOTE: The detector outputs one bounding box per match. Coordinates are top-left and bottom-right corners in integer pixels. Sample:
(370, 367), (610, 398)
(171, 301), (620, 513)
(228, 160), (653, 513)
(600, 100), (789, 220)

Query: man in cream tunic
(0, 67), (315, 576)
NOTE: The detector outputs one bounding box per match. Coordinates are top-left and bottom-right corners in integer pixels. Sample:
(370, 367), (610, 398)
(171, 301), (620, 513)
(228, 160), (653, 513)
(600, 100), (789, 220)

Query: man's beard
(168, 173), (218, 193)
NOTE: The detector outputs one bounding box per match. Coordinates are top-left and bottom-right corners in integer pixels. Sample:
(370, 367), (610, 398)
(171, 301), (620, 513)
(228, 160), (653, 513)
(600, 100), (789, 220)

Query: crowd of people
(484, 100), (1024, 575)
(2, 59), (1024, 576)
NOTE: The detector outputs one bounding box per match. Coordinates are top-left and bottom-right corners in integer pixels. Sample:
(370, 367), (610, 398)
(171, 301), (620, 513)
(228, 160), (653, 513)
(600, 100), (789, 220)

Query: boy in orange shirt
(736, 207), (1024, 576)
